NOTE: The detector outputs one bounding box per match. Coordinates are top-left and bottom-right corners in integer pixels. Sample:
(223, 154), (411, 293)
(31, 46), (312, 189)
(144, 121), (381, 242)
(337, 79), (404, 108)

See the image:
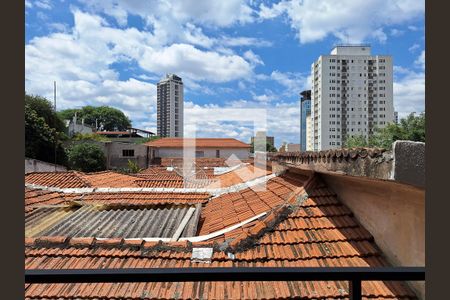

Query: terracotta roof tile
(25, 171), (141, 188)
(24, 171), (417, 299)
(145, 138), (251, 148)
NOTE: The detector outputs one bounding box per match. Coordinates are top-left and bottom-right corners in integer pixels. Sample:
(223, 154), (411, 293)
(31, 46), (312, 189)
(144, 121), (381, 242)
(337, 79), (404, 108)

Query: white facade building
(157, 74), (184, 137)
(305, 114), (314, 151)
(310, 45), (394, 150)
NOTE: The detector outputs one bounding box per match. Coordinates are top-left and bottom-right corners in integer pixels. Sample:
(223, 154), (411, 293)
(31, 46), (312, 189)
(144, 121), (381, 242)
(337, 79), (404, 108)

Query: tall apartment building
(157, 74), (184, 137)
(311, 45), (394, 150)
(300, 90), (311, 152)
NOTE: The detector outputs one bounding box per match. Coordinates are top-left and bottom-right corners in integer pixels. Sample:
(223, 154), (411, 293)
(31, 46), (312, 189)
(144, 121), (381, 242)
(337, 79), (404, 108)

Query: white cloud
(270, 70), (308, 92)
(220, 36), (272, 47)
(184, 100), (300, 146)
(26, 9), (256, 132)
(390, 28), (405, 37)
(35, 0), (52, 10)
(408, 43), (420, 53)
(258, 0), (424, 44)
(139, 44), (253, 83)
(414, 50), (425, 70)
(243, 50), (264, 66)
(25, 0), (32, 8)
(80, 0), (256, 27)
(394, 66), (425, 119)
(48, 22), (69, 32)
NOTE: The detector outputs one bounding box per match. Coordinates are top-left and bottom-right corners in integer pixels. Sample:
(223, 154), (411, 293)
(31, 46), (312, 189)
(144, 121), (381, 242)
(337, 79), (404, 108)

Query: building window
(216, 150), (220, 158)
(195, 151), (205, 158)
(122, 149), (135, 157)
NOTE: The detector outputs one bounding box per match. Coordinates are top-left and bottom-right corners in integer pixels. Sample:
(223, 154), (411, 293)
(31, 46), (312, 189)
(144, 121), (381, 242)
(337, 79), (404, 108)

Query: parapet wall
(272, 141), (425, 188)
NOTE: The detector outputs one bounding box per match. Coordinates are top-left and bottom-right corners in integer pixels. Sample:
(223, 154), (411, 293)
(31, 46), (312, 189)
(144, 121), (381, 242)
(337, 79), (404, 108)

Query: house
(145, 138), (251, 160)
(95, 127), (155, 143)
(24, 141), (424, 299)
(66, 140), (152, 170)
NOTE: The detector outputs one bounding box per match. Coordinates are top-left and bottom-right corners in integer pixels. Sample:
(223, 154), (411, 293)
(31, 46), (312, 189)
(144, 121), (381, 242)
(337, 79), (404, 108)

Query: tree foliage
(67, 143), (106, 172)
(25, 94), (68, 165)
(58, 105), (132, 131)
(343, 112), (425, 149)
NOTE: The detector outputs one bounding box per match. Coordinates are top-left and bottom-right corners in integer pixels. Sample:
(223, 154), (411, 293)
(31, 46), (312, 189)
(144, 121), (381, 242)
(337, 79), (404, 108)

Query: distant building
(145, 138), (251, 160)
(394, 111), (399, 124)
(251, 131), (275, 150)
(66, 140), (152, 170)
(95, 127), (155, 143)
(306, 114), (314, 151)
(66, 114), (94, 137)
(157, 74), (184, 137)
(279, 142), (301, 152)
(300, 90), (311, 152)
(286, 143), (301, 152)
(311, 45), (394, 150)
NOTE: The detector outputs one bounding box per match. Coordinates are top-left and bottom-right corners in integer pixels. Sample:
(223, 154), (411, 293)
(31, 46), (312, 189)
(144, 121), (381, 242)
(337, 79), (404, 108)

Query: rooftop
(145, 138), (251, 148)
(24, 168), (417, 299)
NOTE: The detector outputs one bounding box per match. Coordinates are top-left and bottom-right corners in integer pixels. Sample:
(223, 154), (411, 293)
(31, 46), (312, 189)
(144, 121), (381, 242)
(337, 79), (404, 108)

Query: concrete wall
(104, 142), (150, 170)
(320, 173), (425, 299)
(154, 147), (250, 160)
(25, 158), (67, 173)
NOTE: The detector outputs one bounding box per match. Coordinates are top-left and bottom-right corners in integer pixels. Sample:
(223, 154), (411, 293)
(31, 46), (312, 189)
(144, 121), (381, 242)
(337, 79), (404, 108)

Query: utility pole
(54, 81), (57, 172)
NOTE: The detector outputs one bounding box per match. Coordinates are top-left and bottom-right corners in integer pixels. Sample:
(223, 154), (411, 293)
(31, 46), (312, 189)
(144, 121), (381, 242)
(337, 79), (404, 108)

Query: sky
(25, 0), (425, 148)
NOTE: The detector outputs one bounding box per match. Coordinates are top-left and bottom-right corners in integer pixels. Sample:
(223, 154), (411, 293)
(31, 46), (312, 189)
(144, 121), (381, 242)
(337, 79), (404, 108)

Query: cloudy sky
(25, 0), (425, 147)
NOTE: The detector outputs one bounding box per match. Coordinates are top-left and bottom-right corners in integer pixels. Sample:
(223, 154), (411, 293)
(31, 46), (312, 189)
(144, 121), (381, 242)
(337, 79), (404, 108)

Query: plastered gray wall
(25, 158), (67, 173)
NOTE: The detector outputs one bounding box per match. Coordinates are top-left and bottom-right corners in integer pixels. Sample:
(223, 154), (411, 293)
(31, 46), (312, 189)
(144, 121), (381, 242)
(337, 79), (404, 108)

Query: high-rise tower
(157, 74), (184, 137)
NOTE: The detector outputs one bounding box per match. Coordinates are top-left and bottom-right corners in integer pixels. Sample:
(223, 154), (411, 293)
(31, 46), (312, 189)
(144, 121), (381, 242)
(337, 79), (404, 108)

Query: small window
(195, 151), (205, 158)
(216, 150), (220, 158)
(122, 149), (135, 157)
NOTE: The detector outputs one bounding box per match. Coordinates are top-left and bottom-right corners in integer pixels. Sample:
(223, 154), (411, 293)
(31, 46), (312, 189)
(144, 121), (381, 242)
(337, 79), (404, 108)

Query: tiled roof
(79, 171), (140, 187)
(25, 171), (141, 188)
(145, 138), (251, 148)
(25, 171), (91, 188)
(24, 171), (416, 299)
(134, 179), (214, 188)
(158, 157), (253, 167)
(25, 188), (67, 212)
(138, 166), (215, 179)
(62, 192), (211, 205)
(134, 165), (271, 189)
(205, 164), (272, 188)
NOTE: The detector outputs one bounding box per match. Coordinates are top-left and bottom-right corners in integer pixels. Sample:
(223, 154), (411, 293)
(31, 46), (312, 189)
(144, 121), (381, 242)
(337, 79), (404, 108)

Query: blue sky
(25, 0), (425, 147)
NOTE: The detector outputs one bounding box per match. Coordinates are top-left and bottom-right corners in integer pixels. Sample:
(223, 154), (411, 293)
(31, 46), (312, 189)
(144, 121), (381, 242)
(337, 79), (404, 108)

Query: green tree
(343, 134), (369, 148)
(67, 143), (106, 172)
(343, 112), (425, 149)
(25, 93), (68, 165)
(126, 159), (142, 174)
(26, 94), (66, 133)
(59, 105), (132, 131)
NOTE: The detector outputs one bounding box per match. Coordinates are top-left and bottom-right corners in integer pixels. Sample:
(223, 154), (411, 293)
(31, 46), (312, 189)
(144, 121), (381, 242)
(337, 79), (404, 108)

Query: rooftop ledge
(271, 140), (425, 189)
